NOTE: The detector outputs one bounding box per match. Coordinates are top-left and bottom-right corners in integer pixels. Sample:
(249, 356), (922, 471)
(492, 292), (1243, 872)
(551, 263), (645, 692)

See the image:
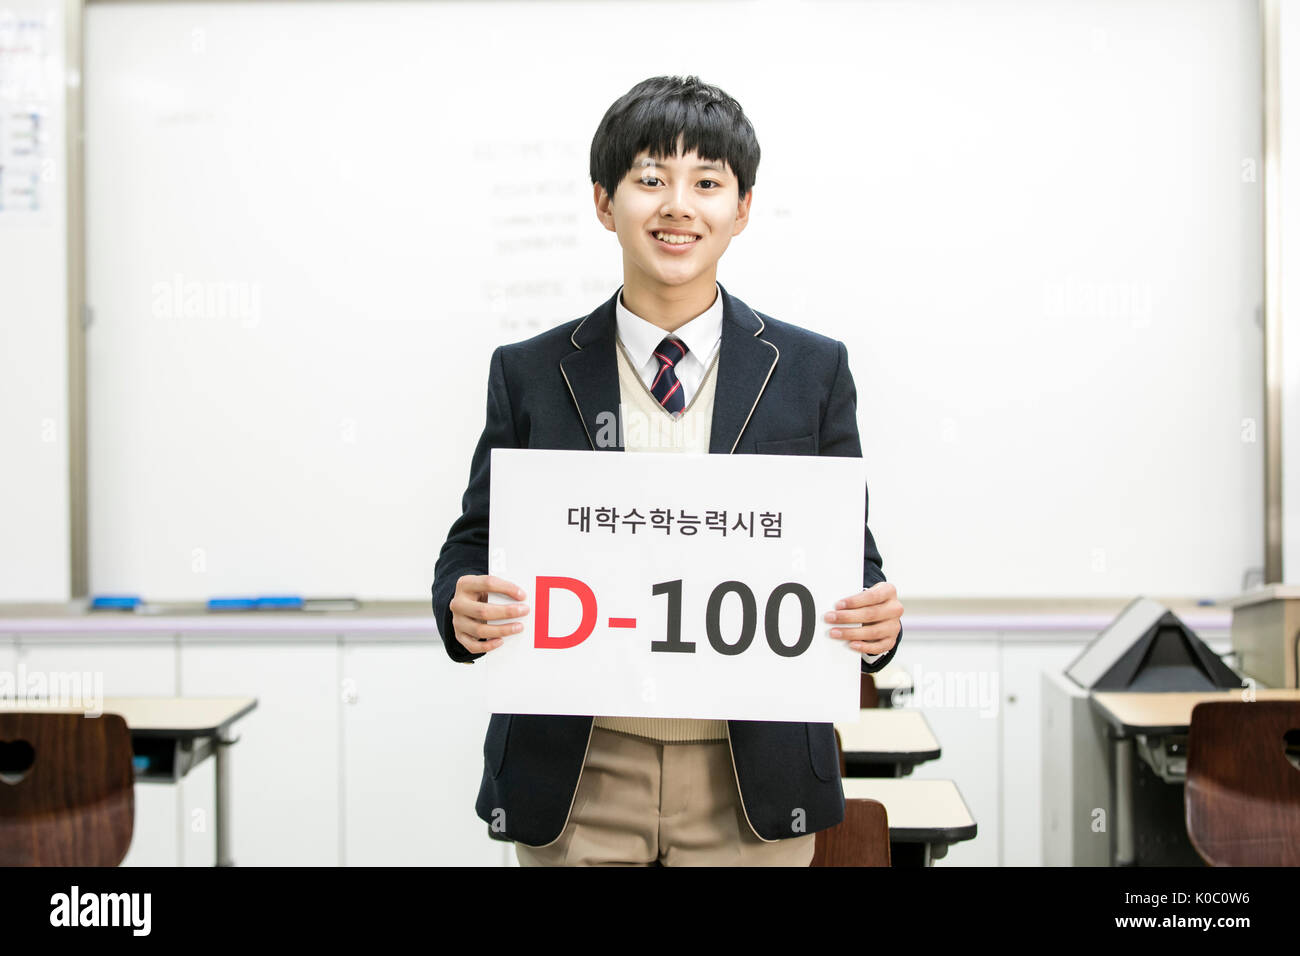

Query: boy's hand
(450, 574), (530, 656)
(825, 582), (902, 656)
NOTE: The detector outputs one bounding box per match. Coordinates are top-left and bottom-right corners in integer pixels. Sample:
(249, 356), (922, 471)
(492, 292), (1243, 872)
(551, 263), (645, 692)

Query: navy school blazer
(431, 280), (902, 847)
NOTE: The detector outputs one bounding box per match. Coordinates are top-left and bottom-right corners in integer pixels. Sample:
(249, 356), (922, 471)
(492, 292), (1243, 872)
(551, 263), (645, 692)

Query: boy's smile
(595, 135), (752, 328)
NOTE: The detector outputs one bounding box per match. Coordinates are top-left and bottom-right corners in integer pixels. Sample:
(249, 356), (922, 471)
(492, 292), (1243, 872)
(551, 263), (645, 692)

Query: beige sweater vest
(592, 337), (728, 742)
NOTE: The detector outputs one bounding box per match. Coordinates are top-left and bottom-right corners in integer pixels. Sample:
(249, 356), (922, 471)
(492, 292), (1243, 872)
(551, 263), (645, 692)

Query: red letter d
(534, 576), (597, 649)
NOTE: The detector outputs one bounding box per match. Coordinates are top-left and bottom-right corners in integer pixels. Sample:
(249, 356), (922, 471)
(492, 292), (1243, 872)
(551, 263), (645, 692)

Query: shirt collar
(615, 282), (723, 370)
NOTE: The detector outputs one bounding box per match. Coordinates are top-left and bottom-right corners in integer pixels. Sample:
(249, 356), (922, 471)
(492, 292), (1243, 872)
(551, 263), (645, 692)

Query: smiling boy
(432, 75), (903, 865)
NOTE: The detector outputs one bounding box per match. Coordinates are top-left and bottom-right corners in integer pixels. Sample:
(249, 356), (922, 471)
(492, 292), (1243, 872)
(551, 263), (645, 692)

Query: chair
(811, 727), (890, 866)
(0, 712), (135, 866)
(860, 673), (880, 709)
(1184, 700), (1300, 866)
(812, 799), (891, 866)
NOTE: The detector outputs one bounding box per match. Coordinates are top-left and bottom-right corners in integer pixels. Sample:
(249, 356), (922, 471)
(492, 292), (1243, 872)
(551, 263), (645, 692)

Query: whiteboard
(0, 0), (69, 600)
(84, 0), (1264, 601)
(1279, 0), (1300, 582)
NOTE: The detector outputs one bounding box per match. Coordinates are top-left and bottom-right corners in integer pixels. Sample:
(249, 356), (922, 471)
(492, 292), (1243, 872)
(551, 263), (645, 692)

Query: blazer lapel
(708, 282), (780, 454)
(558, 289), (623, 451)
(558, 280), (779, 455)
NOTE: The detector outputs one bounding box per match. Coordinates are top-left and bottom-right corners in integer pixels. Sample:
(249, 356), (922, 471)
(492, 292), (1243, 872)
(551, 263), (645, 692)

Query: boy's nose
(661, 194), (694, 216)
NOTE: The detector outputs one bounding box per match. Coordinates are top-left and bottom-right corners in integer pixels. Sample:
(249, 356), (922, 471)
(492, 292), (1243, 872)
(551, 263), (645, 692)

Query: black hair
(590, 75), (760, 203)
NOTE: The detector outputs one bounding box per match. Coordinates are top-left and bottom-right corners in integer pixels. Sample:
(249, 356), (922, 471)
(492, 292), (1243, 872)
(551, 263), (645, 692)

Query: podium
(1220, 584), (1300, 688)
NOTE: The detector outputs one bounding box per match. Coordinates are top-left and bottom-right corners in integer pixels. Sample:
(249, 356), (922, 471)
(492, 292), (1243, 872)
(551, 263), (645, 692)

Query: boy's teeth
(655, 231), (698, 244)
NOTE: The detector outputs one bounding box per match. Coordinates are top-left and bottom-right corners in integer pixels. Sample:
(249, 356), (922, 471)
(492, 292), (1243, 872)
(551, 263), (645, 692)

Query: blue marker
(256, 595), (304, 610)
(208, 597), (258, 611)
(91, 595), (142, 611)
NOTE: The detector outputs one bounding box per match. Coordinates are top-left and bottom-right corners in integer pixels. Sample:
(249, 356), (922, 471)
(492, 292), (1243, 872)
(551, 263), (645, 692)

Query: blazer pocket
(754, 432), (817, 456)
(484, 713), (513, 779)
(805, 722), (840, 783)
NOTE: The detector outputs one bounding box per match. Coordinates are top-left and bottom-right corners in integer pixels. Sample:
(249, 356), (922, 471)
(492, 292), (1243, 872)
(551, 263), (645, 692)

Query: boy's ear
(594, 181), (618, 233)
(732, 187), (754, 236)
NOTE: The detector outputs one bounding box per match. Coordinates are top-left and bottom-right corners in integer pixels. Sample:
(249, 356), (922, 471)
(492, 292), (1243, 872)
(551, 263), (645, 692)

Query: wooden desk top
(0, 696), (257, 738)
(1091, 689), (1300, 736)
(841, 778), (977, 843)
(834, 708), (940, 758)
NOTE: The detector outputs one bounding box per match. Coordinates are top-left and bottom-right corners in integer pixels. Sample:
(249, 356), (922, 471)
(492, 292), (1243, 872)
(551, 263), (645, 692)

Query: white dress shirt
(615, 283), (723, 408)
(613, 282), (885, 665)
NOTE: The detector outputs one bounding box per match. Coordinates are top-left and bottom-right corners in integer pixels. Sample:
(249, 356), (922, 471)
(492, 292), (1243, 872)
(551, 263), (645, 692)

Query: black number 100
(650, 579), (816, 658)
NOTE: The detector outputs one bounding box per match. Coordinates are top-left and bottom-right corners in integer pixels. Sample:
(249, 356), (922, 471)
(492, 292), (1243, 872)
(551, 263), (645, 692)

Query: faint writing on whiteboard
(0, 106), (45, 211)
(476, 137), (585, 256)
(0, 8), (56, 215)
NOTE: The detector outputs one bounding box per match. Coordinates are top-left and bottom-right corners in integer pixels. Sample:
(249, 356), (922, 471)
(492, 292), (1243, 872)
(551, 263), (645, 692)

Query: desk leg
(1111, 735), (1135, 866)
(215, 730), (237, 867)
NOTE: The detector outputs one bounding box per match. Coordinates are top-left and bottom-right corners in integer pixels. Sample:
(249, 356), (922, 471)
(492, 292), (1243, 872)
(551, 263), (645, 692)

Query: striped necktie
(651, 335), (689, 416)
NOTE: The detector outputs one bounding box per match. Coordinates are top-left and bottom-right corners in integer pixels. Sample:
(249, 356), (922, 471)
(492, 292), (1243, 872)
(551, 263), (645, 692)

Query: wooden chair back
(0, 712), (135, 866)
(812, 798), (891, 866)
(812, 725), (890, 865)
(860, 673), (880, 709)
(1185, 700), (1300, 866)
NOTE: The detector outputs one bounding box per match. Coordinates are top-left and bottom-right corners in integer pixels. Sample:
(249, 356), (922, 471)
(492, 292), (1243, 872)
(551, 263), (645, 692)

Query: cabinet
(339, 641), (505, 865)
(178, 638), (340, 866)
(999, 640), (1089, 865)
(0, 637), (14, 682)
(893, 637), (1001, 866)
(0, 621), (1231, 866)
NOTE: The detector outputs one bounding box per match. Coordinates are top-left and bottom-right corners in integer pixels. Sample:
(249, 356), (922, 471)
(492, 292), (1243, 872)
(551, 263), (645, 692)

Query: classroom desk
(1090, 689), (1300, 866)
(1092, 689), (1300, 736)
(0, 696), (257, 867)
(834, 708), (940, 777)
(841, 778), (977, 866)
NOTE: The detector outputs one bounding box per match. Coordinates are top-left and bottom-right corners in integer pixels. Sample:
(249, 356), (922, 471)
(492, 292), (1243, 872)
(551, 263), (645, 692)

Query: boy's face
(595, 136), (751, 293)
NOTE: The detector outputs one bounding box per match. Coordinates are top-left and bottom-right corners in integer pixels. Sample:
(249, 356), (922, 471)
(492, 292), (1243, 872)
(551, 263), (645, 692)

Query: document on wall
(0, 6), (56, 218)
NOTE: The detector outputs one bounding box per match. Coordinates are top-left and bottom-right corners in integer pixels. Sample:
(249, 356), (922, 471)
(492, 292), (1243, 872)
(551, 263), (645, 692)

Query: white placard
(485, 448), (866, 723)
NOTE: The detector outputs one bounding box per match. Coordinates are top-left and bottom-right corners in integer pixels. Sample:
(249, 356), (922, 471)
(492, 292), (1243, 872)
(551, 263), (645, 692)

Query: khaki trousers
(514, 726), (816, 866)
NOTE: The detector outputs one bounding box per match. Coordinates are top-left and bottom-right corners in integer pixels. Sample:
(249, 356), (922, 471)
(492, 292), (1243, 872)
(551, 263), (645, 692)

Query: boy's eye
(639, 176), (720, 189)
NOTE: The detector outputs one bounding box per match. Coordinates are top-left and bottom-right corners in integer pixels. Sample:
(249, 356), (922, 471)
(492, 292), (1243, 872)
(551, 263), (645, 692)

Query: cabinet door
(14, 638), (178, 866)
(0, 638), (15, 683)
(895, 638), (1000, 866)
(1000, 639), (1088, 866)
(341, 641), (506, 865)
(179, 640), (339, 866)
